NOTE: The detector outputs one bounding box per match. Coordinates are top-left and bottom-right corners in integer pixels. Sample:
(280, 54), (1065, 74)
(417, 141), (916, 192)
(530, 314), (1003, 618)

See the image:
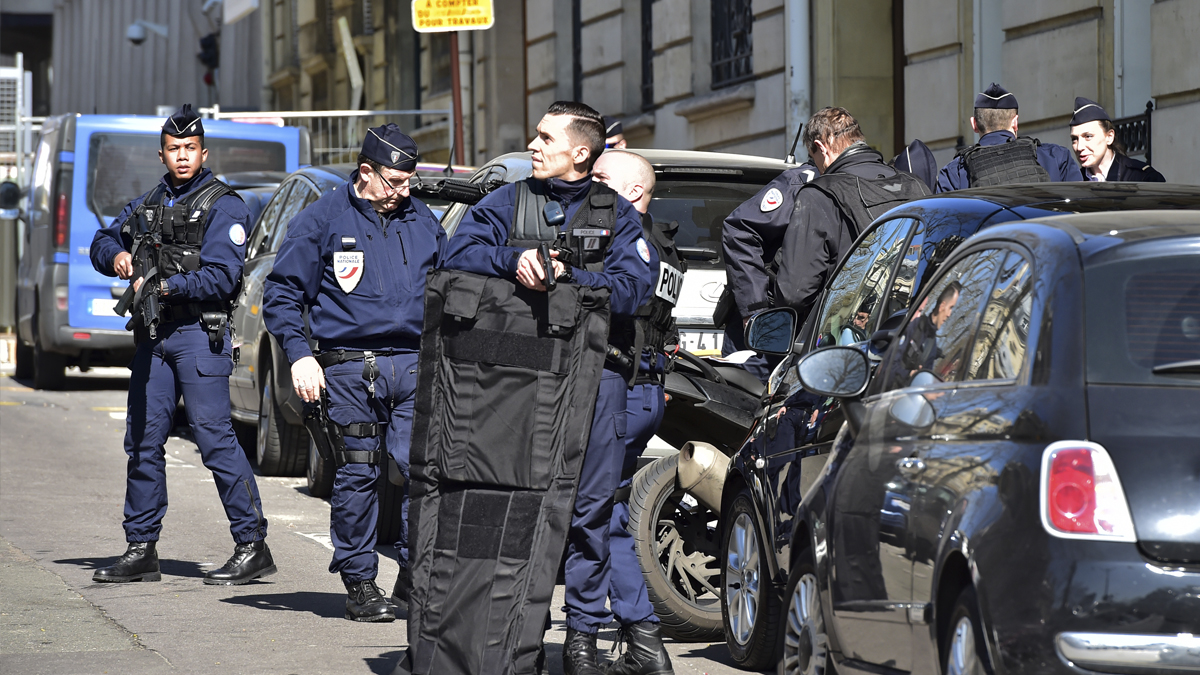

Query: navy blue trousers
(123, 320), (266, 544)
(324, 351), (417, 583)
(607, 382), (665, 626)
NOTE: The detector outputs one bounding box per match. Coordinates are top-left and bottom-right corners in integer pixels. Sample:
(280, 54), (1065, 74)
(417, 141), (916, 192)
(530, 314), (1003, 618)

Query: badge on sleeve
(636, 238), (651, 264)
(334, 251), (364, 293)
(760, 188), (783, 212)
(229, 223), (246, 246)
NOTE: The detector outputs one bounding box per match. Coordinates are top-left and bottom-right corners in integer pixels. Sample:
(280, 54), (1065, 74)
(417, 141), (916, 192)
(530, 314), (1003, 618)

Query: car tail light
(53, 192), (69, 249)
(1040, 441), (1137, 542)
(73, 332), (90, 340)
(55, 285), (69, 311)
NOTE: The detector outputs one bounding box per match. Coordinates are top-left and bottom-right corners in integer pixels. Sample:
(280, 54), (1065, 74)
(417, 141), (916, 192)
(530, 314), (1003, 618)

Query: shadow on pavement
(6, 371), (131, 392)
(219, 590), (347, 618)
(53, 556), (208, 580)
(674, 641), (739, 667)
(365, 649), (406, 675)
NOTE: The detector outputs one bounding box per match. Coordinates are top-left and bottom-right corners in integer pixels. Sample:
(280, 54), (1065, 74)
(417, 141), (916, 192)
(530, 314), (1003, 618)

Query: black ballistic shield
(399, 269), (610, 675)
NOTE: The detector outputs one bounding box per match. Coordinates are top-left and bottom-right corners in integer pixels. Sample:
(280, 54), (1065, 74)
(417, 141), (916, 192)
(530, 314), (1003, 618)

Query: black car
(711, 183), (1200, 667)
(767, 211), (1200, 675)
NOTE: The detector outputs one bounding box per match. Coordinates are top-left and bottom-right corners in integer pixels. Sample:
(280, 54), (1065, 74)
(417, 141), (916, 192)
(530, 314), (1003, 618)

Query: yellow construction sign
(411, 0), (495, 33)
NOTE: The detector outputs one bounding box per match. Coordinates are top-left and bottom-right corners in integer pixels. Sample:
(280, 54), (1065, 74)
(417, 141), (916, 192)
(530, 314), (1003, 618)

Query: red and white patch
(334, 251), (364, 293)
(229, 223), (246, 246)
(636, 238), (651, 264)
(760, 187), (783, 212)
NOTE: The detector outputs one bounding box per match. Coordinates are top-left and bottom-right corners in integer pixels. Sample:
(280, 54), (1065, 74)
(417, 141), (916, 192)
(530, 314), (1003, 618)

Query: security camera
(127, 23), (147, 45)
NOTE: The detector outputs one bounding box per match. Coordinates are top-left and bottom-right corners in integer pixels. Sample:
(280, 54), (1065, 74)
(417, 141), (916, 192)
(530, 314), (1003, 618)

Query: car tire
(306, 436), (334, 499)
(32, 341), (66, 390)
(255, 363), (307, 476)
(376, 462), (403, 546)
(942, 585), (993, 675)
(722, 490), (784, 670)
(14, 338), (34, 380)
(778, 556), (830, 675)
(628, 453), (724, 642)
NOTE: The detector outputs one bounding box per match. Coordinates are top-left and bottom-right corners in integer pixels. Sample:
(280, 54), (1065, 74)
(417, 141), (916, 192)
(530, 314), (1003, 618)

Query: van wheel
(306, 436), (334, 498)
(14, 339), (34, 379)
(628, 453), (725, 642)
(255, 363), (307, 476)
(942, 585), (992, 675)
(32, 342), (67, 390)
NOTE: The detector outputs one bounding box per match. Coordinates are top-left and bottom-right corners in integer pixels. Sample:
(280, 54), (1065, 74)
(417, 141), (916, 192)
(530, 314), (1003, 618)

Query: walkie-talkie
(541, 202), (566, 291)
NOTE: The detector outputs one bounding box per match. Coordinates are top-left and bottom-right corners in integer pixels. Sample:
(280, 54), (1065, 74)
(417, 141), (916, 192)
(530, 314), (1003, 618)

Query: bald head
(592, 150), (656, 213)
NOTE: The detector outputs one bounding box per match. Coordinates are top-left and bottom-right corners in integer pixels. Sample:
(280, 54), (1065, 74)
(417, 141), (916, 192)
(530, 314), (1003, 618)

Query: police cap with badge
(360, 123), (419, 172)
(975, 82), (1019, 110)
(1070, 96), (1109, 126)
(163, 103), (204, 139)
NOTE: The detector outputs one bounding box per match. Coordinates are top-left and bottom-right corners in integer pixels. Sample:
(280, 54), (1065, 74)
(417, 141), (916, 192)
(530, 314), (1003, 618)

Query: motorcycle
(627, 349), (765, 642)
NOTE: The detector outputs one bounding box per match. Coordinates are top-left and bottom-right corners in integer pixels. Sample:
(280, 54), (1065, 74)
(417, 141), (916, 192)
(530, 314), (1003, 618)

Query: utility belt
(135, 301), (231, 344)
(315, 348), (412, 398)
(304, 348), (414, 466)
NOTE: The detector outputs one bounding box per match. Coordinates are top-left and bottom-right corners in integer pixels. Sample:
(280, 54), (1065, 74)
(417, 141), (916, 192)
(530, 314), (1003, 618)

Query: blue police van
(14, 114), (308, 389)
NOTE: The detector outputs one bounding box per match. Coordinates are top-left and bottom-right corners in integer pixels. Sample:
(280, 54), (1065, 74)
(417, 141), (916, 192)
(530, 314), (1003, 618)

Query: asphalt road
(0, 367), (749, 675)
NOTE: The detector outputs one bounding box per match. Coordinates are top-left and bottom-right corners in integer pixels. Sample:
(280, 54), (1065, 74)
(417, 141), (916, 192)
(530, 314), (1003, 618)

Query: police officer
(936, 83), (1082, 192)
(777, 107), (928, 325)
(1069, 97), (1166, 182)
(592, 149), (677, 675)
(263, 125), (444, 622)
(441, 101), (653, 675)
(89, 104), (275, 585)
(720, 158), (819, 382)
(892, 138), (938, 192)
(603, 115), (628, 149)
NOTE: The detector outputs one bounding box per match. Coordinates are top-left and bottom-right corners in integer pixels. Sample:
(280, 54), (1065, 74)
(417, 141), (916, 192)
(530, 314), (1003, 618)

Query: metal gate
(1, 52), (39, 335)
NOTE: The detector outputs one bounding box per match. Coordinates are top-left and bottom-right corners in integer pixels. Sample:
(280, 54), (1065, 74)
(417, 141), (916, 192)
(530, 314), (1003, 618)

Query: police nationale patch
(636, 238), (651, 264)
(229, 223), (246, 246)
(760, 188), (783, 212)
(334, 251), (365, 293)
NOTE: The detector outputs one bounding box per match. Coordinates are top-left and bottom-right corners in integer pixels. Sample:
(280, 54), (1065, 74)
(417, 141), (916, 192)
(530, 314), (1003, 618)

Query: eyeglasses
(374, 170), (411, 194)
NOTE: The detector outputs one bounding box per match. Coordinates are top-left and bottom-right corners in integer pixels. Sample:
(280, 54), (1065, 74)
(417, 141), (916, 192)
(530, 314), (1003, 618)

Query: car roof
(891, 182), (1200, 218)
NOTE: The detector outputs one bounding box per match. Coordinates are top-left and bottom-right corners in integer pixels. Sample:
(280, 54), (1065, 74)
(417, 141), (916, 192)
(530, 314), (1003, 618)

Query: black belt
(314, 349), (404, 368)
(335, 449), (382, 465)
(160, 301), (227, 323)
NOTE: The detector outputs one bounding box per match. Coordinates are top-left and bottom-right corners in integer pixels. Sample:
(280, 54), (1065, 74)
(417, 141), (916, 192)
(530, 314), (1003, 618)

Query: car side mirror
(795, 346), (871, 398)
(746, 307), (797, 355)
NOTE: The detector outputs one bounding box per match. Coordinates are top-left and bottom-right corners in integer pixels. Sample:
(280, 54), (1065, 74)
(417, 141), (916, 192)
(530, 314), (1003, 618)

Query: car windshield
(1085, 256), (1200, 387)
(86, 133), (287, 220)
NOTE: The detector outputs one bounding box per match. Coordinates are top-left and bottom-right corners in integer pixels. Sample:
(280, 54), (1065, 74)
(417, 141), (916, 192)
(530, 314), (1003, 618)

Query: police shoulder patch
(760, 188), (784, 212)
(229, 223), (246, 246)
(636, 237), (651, 264)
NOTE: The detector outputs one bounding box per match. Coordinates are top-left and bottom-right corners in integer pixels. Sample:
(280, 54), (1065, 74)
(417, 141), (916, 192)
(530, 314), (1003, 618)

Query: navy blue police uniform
(719, 163), (819, 382)
(89, 105), (274, 585)
(263, 126), (443, 620)
(442, 172), (653, 639)
(892, 138), (938, 192)
(1069, 96), (1167, 182)
(936, 83), (1082, 192)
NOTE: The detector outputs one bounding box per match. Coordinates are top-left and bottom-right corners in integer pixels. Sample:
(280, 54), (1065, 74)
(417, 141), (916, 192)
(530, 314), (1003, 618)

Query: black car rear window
(86, 133), (287, 219)
(1085, 257), (1200, 387)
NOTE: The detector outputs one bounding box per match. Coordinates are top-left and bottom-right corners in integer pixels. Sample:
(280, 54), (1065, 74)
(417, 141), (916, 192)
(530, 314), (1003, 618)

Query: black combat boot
(391, 565), (411, 605)
(203, 540), (277, 585)
(605, 622), (674, 675)
(345, 579), (396, 622)
(563, 627), (604, 675)
(93, 542), (161, 583)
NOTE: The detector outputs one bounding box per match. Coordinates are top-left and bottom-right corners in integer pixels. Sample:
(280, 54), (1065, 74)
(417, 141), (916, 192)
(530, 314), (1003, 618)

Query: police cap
(1070, 96), (1110, 126)
(974, 83), (1018, 110)
(162, 103), (203, 138)
(603, 116), (623, 138)
(361, 123), (419, 171)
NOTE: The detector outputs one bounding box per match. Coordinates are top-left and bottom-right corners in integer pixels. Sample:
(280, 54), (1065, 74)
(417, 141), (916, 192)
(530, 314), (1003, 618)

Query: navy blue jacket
(721, 163), (819, 316)
(936, 131), (1082, 192)
(90, 168), (247, 305)
(1085, 152), (1167, 182)
(263, 175), (446, 364)
(443, 175), (652, 317)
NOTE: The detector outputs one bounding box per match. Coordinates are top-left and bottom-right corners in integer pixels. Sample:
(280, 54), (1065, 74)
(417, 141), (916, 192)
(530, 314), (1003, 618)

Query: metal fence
(199, 106), (453, 166)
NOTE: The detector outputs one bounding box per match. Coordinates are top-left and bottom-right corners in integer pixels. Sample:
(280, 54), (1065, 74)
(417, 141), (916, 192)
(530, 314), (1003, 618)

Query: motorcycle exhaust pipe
(676, 442), (730, 516)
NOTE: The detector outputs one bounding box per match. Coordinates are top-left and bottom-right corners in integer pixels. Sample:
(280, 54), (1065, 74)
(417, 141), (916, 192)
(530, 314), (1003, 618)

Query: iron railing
(1113, 100), (1153, 163)
(711, 0), (754, 89)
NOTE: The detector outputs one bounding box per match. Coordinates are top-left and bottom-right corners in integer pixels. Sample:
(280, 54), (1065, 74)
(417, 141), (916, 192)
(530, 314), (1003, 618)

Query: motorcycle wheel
(628, 453), (724, 642)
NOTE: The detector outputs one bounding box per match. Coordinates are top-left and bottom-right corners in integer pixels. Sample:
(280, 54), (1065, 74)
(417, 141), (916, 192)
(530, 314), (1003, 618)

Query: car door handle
(897, 457), (925, 477)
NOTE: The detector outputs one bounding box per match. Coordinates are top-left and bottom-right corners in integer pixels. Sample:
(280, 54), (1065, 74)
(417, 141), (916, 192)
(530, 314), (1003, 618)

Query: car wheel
(628, 453), (724, 642)
(376, 460), (403, 546)
(14, 338), (34, 380)
(779, 558), (829, 675)
(723, 490), (783, 670)
(255, 363), (307, 476)
(942, 585), (992, 675)
(306, 436), (334, 498)
(32, 341), (66, 390)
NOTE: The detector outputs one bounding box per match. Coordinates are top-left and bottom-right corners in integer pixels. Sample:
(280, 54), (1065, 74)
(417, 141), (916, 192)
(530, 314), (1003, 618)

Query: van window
(85, 133), (287, 220)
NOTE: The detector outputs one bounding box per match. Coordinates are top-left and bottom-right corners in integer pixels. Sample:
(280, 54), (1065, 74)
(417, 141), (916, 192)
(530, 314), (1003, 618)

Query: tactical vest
(636, 217), (683, 355)
(798, 167), (930, 240)
(958, 136), (1051, 187)
(124, 178), (239, 280)
(508, 178), (617, 273)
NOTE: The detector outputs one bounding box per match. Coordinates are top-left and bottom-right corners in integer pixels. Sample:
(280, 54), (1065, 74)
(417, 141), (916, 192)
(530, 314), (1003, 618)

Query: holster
(303, 389), (340, 464)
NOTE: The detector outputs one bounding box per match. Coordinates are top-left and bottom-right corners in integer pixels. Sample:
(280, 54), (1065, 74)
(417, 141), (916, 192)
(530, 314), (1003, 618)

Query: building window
(642, 0), (655, 109)
(429, 33), (452, 95)
(711, 0), (753, 89)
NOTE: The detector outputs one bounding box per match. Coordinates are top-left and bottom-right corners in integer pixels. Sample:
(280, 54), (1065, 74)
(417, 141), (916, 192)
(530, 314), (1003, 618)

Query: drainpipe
(785, 0), (811, 162)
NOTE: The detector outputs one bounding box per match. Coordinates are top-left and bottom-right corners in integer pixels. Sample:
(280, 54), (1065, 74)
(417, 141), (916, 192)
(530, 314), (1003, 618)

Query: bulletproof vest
(508, 179), (618, 273)
(127, 178), (239, 279)
(800, 167), (930, 240)
(958, 136), (1051, 187)
(402, 269), (611, 675)
(634, 217), (683, 353)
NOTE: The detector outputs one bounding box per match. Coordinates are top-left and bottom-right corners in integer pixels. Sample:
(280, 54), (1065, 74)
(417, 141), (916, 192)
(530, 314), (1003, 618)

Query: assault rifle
(113, 209), (164, 339)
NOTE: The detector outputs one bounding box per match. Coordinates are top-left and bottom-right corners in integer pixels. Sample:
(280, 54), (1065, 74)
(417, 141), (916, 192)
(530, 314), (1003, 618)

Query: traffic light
(198, 33), (220, 70)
